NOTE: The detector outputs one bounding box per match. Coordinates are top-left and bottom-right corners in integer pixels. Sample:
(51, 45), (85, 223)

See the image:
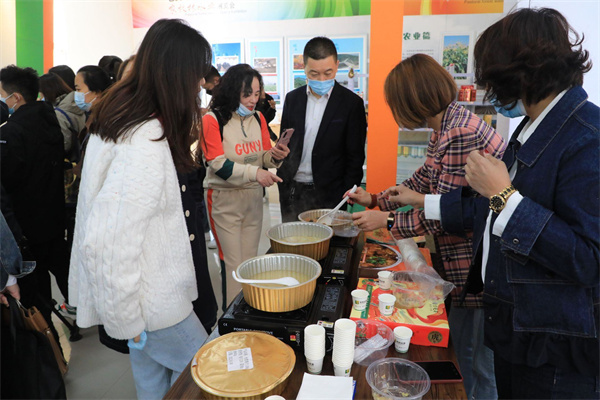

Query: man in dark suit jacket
(0, 65), (67, 339)
(277, 37), (367, 222)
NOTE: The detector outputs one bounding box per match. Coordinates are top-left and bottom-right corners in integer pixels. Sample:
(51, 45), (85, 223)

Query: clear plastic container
(366, 358), (431, 400)
(391, 271), (437, 309)
(353, 320), (394, 366)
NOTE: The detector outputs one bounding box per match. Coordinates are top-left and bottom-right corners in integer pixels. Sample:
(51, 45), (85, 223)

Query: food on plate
(360, 243), (400, 269)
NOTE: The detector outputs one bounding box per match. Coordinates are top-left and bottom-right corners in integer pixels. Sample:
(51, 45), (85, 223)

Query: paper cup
(394, 326), (413, 353)
(306, 356), (324, 374)
(378, 293), (396, 316)
(351, 289), (369, 311)
(265, 396), (286, 400)
(378, 270), (393, 290)
(304, 324), (326, 359)
(333, 362), (352, 377)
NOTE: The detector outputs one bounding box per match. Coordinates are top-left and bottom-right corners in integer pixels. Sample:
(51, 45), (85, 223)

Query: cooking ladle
(316, 184), (358, 225)
(232, 271), (300, 287)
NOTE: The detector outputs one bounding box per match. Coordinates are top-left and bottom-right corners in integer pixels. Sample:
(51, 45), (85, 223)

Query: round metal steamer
(236, 253), (322, 312)
(266, 222), (333, 260)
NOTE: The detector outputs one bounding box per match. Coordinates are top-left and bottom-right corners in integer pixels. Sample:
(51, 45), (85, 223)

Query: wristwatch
(489, 185), (517, 213)
(386, 212), (395, 231)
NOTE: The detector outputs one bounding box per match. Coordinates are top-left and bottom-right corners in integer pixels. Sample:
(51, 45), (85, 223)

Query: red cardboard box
(349, 278), (449, 348)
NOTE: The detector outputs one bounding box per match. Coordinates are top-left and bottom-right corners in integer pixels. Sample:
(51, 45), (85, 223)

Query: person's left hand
(0, 283), (20, 307)
(465, 150), (511, 198)
(271, 143), (290, 160)
(268, 99), (276, 109)
(352, 210), (389, 231)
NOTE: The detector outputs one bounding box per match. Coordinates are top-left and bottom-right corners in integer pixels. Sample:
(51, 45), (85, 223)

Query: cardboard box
(349, 278), (449, 348)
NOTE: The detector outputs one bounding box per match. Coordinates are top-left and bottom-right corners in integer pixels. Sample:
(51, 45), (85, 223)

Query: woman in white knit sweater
(69, 19), (212, 399)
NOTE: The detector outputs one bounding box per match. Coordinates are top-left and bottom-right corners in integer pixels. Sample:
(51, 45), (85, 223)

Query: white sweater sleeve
(80, 133), (166, 339)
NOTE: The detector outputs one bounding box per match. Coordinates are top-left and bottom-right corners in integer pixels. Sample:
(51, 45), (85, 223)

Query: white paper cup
(265, 396), (286, 400)
(333, 362), (353, 377)
(378, 270), (393, 290)
(304, 324), (326, 359)
(351, 289), (369, 311)
(394, 326), (413, 353)
(378, 293), (396, 316)
(306, 356), (324, 374)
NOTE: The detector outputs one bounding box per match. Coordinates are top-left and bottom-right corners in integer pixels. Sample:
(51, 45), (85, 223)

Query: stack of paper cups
(332, 318), (356, 377)
(304, 324), (326, 374)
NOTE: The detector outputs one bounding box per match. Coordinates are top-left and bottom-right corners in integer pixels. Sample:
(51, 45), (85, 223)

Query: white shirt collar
(517, 89), (568, 145)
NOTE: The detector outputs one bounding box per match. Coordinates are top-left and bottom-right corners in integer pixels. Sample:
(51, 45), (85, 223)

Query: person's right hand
(256, 169), (283, 187)
(346, 187), (372, 207)
(0, 283), (20, 306)
(382, 185), (425, 209)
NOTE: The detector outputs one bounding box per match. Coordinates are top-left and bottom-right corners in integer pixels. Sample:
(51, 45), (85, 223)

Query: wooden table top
(164, 339), (466, 400)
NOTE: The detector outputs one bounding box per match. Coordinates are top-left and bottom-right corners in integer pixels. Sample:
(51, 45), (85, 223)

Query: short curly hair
(474, 8), (591, 108)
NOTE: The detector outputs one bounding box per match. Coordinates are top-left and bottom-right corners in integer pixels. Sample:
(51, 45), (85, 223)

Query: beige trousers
(206, 186), (263, 308)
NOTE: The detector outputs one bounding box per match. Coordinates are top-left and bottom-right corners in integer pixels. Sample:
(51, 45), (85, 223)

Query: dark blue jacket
(440, 86), (599, 375)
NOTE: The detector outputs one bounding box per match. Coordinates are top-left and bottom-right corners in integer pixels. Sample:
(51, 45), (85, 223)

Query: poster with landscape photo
(253, 57), (277, 74)
(441, 34), (471, 75)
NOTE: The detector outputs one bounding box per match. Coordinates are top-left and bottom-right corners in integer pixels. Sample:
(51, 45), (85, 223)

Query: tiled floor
(52, 185), (282, 399)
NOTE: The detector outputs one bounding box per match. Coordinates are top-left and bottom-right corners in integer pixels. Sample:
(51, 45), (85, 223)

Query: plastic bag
(395, 238), (455, 301)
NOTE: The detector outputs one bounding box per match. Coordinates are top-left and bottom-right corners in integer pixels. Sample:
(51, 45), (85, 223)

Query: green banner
(15, 0), (44, 74)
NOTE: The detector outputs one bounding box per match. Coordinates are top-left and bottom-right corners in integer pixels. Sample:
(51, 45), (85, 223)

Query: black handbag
(1, 295), (66, 399)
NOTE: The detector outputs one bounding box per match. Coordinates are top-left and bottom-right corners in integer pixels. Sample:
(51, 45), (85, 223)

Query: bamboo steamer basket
(191, 332), (295, 400)
(266, 222), (333, 260)
(236, 253), (322, 312)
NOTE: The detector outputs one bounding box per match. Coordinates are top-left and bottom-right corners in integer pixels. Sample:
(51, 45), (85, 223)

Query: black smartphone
(414, 361), (463, 384)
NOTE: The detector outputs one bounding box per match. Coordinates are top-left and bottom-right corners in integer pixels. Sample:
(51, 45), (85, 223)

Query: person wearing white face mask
(276, 36), (367, 222)
(201, 64), (290, 309)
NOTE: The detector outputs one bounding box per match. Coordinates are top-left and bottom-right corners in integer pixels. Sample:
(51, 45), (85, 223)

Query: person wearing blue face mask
(489, 97), (527, 119)
(74, 65), (110, 115)
(277, 36), (367, 222)
(201, 64), (290, 308)
(0, 65), (66, 352)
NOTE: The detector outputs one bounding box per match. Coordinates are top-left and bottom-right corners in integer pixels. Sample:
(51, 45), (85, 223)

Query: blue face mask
(307, 79), (335, 96)
(74, 91), (95, 112)
(236, 103), (255, 117)
(490, 98), (526, 118)
(0, 93), (15, 115)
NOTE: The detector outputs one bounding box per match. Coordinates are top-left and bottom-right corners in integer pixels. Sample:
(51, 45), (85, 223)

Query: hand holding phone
(277, 128), (294, 148)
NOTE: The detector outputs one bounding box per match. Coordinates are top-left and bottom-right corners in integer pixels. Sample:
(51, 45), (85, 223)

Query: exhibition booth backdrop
(1, 0), (598, 193)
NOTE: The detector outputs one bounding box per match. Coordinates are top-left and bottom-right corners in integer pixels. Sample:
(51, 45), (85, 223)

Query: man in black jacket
(0, 65), (68, 337)
(277, 37), (367, 222)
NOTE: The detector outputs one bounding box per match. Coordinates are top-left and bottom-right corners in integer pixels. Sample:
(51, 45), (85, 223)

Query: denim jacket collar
(514, 86), (589, 168)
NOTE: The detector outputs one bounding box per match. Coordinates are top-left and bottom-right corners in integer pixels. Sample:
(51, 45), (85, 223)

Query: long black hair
(91, 19), (212, 172)
(209, 64), (264, 126)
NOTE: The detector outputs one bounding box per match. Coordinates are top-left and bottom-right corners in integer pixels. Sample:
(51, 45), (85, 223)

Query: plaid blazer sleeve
(383, 122), (506, 238)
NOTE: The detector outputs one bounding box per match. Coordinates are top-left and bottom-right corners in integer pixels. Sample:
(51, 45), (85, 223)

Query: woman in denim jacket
(396, 8), (599, 399)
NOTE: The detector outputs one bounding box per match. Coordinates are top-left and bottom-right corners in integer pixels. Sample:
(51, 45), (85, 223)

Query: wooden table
(164, 334), (466, 399)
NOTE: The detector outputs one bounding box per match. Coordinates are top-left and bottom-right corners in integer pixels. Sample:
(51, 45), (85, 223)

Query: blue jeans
(494, 354), (600, 399)
(449, 307), (497, 399)
(129, 312), (207, 400)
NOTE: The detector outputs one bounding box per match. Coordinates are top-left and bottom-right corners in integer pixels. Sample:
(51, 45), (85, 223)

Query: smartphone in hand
(277, 128), (295, 148)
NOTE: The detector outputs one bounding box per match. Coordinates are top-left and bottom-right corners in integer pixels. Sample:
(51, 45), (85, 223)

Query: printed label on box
(226, 348), (254, 372)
